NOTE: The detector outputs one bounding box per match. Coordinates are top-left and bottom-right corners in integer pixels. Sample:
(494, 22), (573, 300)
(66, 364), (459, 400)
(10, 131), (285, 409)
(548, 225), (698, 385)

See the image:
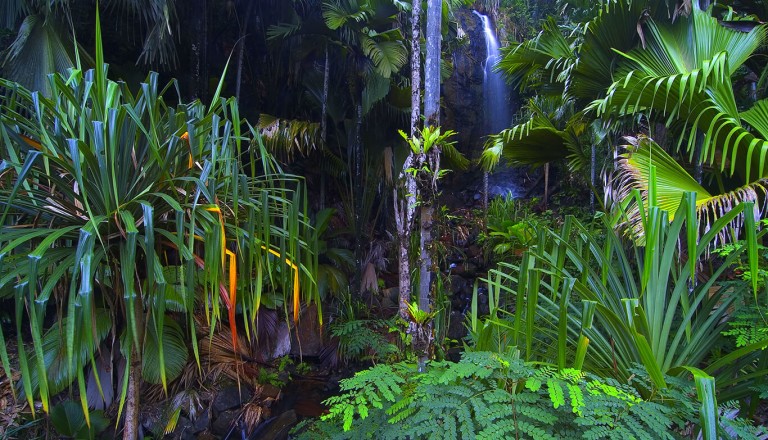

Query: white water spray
(472, 10), (510, 133)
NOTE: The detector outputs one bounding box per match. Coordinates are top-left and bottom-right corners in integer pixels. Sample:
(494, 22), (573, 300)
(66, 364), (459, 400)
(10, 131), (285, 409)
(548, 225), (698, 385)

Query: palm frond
(322, 0), (370, 31)
(740, 98), (768, 139)
(0, 0), (26, 29)
(257, 114), (322, 162)
(606, 135), (767, 247)
(589, 4), (768, 181)
(140, 317), (188, 386)
(360, 31), (407, 79)
(496, 17), (574, 92)
(2, 14), (74, 95)
(104, 0), (179, 67)
(481, 120), (568, 170)
(570, 0), (648, 99)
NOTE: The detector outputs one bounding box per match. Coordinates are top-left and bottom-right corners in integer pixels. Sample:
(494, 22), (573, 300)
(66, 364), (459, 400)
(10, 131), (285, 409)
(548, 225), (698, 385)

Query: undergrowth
(294, 351), (691, 439)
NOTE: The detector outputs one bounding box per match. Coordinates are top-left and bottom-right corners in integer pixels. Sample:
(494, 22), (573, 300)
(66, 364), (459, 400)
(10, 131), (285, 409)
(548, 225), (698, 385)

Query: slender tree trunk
(190, 0), (208, 101)
(397, 0), (422, 319)
(543, 163), (549, 208)
(424, 0), (441, 129)
(122, 348), (142, 440)
(410, 1), (421, 138)
(353, 88), (364, 297)
(235, 0), (255, 102)
(420, 0), (442, 312)
(412, 0), (442, 372)
(320, 46), (330, 210)
(590, 143), (596, 211)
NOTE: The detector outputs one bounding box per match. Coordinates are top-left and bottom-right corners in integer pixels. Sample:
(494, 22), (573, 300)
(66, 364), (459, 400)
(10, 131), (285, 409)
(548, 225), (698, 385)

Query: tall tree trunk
(320, 45), (330, 210)
(396, 0), (422, 319)
(420, 0), (442, 311)
(410, 2), (421, 138)
(413, 0), (442, 372)
(424, 0), (441, 129)
(352, 83), (364, 297)
(235, 0), (255, 102)
(190, 0), (208, 101)
(122, 348), (142, 440)
(590, 142), (596, 211)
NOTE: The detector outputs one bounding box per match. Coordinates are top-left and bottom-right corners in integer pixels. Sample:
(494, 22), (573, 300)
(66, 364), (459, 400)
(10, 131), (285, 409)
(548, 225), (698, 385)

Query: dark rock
(211, 409), (239, 437)
(249, 409), (298, 440)
(195, 431), (217, 440)
(169, 416), (192, 440)
(191, 409), (211, 434)
(451, 261), (478, 278)
(272, 321), (292, 359)
(467, 244), (483, 259)
(260, 383), (282, 400)
(443, 8), (488, 159)
(213, 386), (253, 414)
(139, 402), (164, 436)
(291, 304), (324, 357)
(450, 275), (470, 296)
(448, 311), (468, 341)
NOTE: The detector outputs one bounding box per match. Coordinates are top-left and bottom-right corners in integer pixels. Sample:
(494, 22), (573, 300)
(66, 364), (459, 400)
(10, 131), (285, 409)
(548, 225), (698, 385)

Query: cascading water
(472, 10), (523, 199)
(473, 10), (510, 134)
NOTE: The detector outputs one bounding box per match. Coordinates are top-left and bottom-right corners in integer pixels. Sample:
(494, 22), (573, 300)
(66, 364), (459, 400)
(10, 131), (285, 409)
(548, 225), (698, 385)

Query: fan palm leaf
(496, 17), (575, 93)
(606, 136), (767, 246)
(1, 0), (27, 30)
(2, 14), (74, 95)
(590, 4), (768, 181)
(360, 30), (407, 79)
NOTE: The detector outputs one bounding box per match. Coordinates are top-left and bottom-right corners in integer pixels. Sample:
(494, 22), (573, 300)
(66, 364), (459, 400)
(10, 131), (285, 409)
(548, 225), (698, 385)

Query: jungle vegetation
(1, 0), (767, 439)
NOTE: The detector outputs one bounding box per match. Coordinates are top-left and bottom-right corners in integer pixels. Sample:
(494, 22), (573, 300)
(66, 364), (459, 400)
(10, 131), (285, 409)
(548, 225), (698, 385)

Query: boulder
(212, 385), (254, 414)
(210, 409), (239, 438)
(290, 304), (324, 358)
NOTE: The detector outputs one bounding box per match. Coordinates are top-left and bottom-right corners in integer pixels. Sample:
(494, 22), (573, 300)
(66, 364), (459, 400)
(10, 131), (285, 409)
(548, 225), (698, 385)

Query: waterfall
(473, 10), (510, 133)
(472, 10), (523, 199)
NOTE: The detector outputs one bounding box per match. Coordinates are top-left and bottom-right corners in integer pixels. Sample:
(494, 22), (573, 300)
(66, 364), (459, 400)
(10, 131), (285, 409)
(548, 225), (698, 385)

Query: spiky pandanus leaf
(0, 56), (317, 419)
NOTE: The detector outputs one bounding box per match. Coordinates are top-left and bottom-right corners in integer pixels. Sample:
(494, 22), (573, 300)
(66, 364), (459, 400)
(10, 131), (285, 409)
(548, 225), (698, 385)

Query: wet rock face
(443, 7), (487, 160)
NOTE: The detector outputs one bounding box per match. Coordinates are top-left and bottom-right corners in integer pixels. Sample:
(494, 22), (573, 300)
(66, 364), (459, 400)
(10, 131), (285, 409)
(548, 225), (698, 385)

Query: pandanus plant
(0, 14), (317, 439)
(480, 181), (765, 437)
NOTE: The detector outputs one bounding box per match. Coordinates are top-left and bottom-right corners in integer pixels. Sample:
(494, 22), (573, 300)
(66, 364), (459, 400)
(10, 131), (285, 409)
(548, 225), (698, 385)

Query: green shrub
(295, 352), (688, 439)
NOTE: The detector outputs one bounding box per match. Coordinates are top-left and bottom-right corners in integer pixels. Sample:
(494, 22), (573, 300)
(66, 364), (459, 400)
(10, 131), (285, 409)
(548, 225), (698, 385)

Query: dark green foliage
(717, 402), (768, 439)
(296, 352), (683, 439)
(49, 400), (109, 440)
(330, 318), (398, 364)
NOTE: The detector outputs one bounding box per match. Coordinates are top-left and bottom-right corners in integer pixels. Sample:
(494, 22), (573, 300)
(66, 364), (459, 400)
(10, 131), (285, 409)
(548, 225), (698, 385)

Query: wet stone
(210, 409), (239, 437)
(213, 386), (254, 414)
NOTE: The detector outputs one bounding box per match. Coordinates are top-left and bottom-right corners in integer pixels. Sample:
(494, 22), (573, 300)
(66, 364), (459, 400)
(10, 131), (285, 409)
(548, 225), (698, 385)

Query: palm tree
(3, 1), (180, 93)
(592, 2), (768, 224)
(322, 0), (408, 295)
(484, 0), (768, 234)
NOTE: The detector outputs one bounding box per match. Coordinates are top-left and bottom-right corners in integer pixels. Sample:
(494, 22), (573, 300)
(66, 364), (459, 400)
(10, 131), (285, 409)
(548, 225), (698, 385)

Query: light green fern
(297, 352), (688, 439)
